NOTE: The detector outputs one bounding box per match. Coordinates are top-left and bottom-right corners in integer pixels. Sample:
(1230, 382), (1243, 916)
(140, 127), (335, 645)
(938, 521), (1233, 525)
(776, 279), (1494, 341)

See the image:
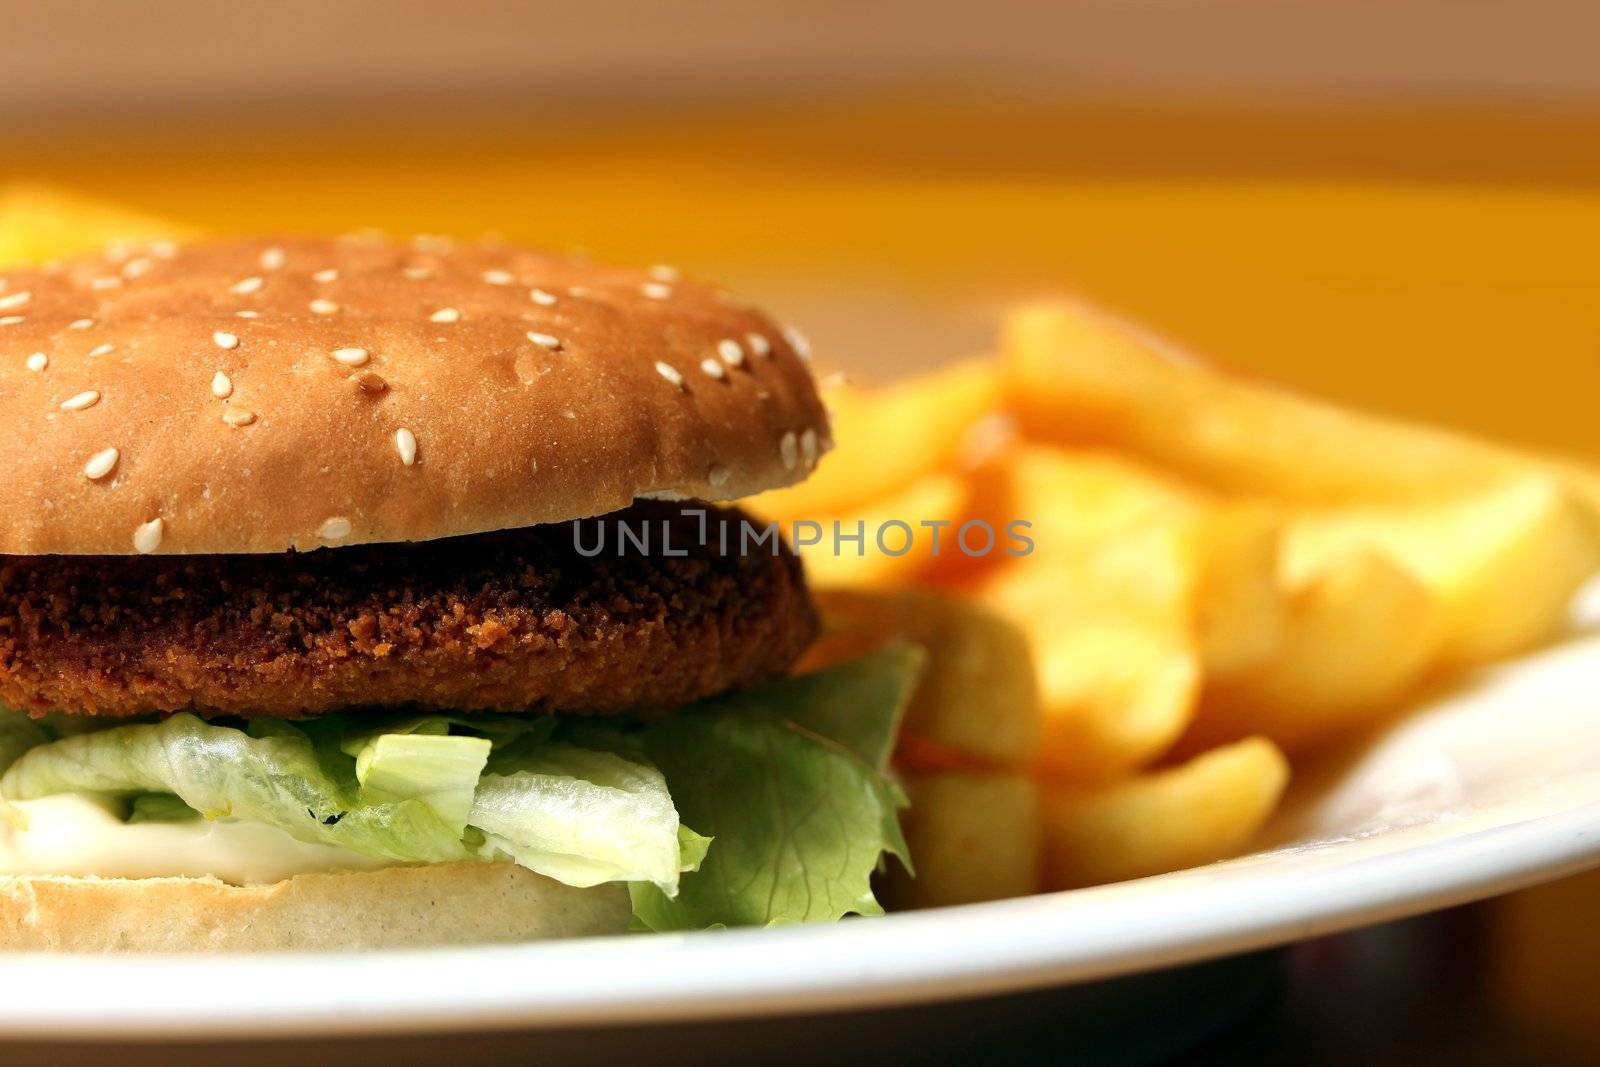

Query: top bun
(0, 235), (830, 554)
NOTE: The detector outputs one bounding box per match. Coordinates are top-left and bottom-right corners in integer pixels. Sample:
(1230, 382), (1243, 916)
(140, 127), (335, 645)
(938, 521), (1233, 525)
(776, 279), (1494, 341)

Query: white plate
(4, 594), (1600, 1041)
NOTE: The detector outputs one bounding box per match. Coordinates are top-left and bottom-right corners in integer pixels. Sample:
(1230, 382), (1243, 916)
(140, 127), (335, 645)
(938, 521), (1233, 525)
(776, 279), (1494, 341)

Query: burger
(0, 235), (920, 951)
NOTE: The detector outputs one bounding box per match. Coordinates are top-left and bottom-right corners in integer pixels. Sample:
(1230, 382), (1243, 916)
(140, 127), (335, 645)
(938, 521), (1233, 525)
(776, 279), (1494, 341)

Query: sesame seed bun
(0, 236), (830, 555)
(0, 863), (631, 952)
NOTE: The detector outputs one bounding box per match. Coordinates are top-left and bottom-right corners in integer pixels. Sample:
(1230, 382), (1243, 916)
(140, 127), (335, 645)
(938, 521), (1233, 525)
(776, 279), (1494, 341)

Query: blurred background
(4, 0), (1600, 458)
(5, 1), (1600, 1059)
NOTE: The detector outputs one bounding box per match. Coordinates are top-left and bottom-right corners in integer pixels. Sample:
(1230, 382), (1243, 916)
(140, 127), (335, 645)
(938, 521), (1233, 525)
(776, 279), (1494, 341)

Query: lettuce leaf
(629, 643), (924, 930)
(471, 745), (684, 890)
(0, 713), (49, 777)
(351, 731), (491, 830)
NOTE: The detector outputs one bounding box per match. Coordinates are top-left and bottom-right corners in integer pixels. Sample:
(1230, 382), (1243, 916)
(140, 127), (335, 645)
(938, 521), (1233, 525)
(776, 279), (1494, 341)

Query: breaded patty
(0, 501), (815, 718)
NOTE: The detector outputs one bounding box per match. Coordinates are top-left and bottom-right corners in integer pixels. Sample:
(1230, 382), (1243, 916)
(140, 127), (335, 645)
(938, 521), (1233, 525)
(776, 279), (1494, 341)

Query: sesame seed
(654, 361), (685, 389)
(83, 447), (119, 480)
(783, 326), (811, 361)
(133, 517), (164, 555)
(394, 427), (417, 466)
(332, 347), (369, 366)
(69, 318), (95, 330)
(87, 343), (115, 358)
(482, 269), (514, 286)
(259, 247), (286, 271)
(222, 408), (256, 427)
(25, 353), (47, 372)
(121, 257), (154, 279)
(61, 390), (100, 412)
(309, 298), (339, 315)
(401, 266), (434, 281)
(236, 310), (260, 319)
(780, 431), (799, 471)
(430, 307), (461, 323)
(640, 282), (672, 300)
(230, 276), (265, 295)
(648, 264), (680, 282)
(318, 516), (352, 541)
(0, 291), (32, 310)
(699, 357), (726, 380)
(717, 339), (745, 366)
(801, 428), (819, 465)
(211, 371), (233, 398)
(354, 371), (388, 394)
(746, 333), (771, 357)
(150, 240), (179, 259)
(708, 466), (730, 488)
(312, 268), (339, 283)
(567, 286), (591, 299)
(0, 316), (22, 326)
(90, 277), (121, 291)
(213, 331), (239, 350)
(529, 288), (557, 306)
(526, 331), (561, 350)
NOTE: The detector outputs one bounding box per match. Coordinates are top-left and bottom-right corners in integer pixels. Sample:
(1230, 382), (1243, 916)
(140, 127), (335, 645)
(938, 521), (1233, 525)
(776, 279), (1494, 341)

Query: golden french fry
(1193, 503), (1286, 675)
(971, 446), (1204, 779)
(1000, 301), (1539, 504)
(880, 771), (1043, 909)
(984, 545), (1199, 781)
(804, 588), (1041, 767)
(794, 472), (969, 590)
(1287, 478), (1600, 667)
(0, 184), (196, 266)
(1041, 737), (1289, 890)
(748, 358), (1000, 521)
(1195, 547), (1441, 752)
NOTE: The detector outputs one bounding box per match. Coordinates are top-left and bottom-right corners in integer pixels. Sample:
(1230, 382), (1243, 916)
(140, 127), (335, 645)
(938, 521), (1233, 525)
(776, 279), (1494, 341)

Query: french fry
(0, 184), (196, 266)
(1286, 478), (1600, 667)
(1193, 547), (1441, 752)
(971, 446), (1204, 779)
(748, 358), (1000, 521)
(1193, 503), (1286, 675)
(804, 588), (1041, 768)
(794, 471), (969, 590)
(1000, 301), (1542, 504)
(880, 771), (1043, 909)
(1041, 737), (1289, 890)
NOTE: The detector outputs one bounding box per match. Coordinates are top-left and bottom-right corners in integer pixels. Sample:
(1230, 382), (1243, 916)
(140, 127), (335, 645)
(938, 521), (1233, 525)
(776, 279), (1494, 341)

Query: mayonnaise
(0, 795), (396, 884)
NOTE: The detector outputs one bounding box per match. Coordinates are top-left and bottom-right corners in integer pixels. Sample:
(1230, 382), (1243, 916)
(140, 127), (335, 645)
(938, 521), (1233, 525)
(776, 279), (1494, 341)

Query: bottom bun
(0, 862), (632, 952)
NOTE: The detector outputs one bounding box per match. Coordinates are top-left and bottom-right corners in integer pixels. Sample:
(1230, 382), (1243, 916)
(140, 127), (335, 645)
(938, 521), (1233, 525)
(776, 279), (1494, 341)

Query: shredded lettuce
(0, 644), (924, 928)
